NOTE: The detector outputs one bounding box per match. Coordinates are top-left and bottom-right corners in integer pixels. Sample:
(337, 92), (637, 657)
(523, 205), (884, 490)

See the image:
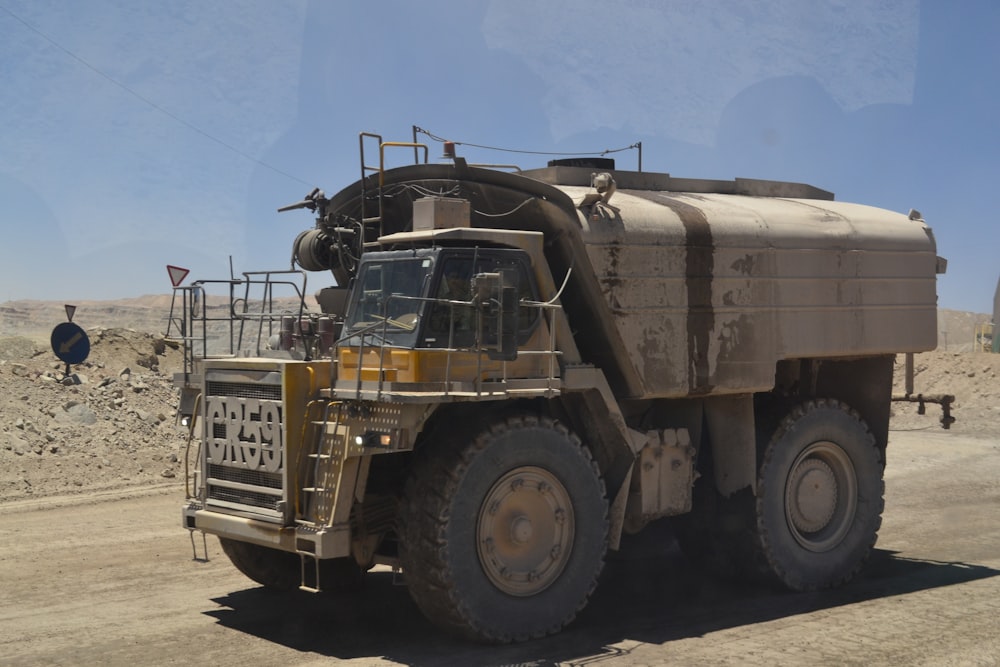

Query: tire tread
(398, 414), (607, 643)
(753, 399), (885, 591)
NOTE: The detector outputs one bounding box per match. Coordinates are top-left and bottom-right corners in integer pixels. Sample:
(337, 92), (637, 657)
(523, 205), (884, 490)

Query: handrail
(240, 269), (309, 357)
(358, 133), (430, 244)
(183, 392), (203, 500)
(378, 142), (429, 187)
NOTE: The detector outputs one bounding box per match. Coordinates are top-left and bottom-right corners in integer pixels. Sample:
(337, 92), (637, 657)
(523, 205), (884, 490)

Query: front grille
(207, 381), (281, 401)
(203, 371), (286, 521)
(208, 464), (282, 489)
(206, 486), (282, 512)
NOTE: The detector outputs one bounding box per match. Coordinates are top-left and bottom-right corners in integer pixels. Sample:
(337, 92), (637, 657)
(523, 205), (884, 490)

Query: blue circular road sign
(51, 322), (90, 365)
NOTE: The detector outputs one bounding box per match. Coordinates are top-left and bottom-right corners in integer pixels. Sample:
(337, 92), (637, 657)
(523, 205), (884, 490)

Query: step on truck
(169, 132), (945, 642)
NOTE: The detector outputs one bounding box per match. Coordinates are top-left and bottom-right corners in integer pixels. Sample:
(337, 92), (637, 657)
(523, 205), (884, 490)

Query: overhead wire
(0, 3), (315, 188)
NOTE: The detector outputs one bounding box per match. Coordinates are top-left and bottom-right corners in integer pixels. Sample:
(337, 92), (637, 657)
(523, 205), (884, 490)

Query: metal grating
(207, 381), (281, 401)
(347, 402), (404, 430)
(207, 464), (282, 490)
(206, 485), (282, 512)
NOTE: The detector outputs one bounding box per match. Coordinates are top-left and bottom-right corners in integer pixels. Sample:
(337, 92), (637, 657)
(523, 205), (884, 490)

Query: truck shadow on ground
(206, 532), (999, 666)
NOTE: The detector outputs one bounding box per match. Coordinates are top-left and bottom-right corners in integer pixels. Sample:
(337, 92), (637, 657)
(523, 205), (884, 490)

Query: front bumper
(182, 503), (351, 558)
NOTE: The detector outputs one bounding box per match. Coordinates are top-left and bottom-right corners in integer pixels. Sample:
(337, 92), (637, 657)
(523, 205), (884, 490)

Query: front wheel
(219, 538), (364, 593)
(754, 399), (885, 591)
(399, 414), (609, 643)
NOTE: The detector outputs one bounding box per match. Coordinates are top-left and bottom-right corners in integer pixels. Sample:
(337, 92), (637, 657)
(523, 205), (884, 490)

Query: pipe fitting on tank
(591, 172), (616, 205)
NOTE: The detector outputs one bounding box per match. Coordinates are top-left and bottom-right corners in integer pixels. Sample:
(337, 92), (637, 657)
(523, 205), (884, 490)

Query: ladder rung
(311, 420), (348, 432)
(300, 553), (321, 593)
(301, 487), (326, 493)
(294, 519), (323, 528)
(308, 453), (331, 459)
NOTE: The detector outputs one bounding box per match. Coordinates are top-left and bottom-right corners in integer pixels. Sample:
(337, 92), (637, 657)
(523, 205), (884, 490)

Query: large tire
(753, 399), (884, 590)
(219, 538), (300, 591)
(399, 414), (609, 643)
(219, 538), (364, 593)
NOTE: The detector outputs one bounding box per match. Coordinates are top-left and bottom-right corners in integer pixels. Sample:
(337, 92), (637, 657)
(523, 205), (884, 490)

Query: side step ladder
(295, 400), (344, 592)
(300, 552), (322, 593)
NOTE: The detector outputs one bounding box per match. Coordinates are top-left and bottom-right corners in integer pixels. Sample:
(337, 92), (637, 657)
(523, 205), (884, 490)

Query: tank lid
(547, 157), (616, 170)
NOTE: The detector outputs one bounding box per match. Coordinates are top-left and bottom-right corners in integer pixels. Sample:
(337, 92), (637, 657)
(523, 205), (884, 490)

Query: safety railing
(165, 269), (326, 384)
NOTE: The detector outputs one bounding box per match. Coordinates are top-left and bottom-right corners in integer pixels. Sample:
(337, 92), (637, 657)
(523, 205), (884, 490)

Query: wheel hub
(784, 440), (858, 553)
(788, 458), (838, 533)
(510, 516), (534, 544)
(477, 466), (574, 596)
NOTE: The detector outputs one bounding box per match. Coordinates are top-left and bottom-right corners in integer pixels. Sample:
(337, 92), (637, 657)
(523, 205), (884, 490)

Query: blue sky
(1, 0), (997, 313)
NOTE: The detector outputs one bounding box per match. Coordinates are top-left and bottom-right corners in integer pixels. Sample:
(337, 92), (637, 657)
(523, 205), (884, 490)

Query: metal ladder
(295, 400), (346, 592)
(358, 132), (429, 249)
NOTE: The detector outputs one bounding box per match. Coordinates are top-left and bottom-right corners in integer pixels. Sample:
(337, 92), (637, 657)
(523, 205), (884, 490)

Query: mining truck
(169, 133), (944, 642)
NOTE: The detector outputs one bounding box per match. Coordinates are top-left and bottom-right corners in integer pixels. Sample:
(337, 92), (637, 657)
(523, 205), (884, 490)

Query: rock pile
(0, 328), (188, 502)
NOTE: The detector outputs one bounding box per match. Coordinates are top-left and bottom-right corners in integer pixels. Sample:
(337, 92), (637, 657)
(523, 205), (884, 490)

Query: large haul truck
(170, 133), (945, 642)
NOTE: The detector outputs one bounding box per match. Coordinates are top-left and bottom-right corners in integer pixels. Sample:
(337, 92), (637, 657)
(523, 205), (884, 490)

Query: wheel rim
(784, 440), (857, 552)
(477, 466), (574, 596)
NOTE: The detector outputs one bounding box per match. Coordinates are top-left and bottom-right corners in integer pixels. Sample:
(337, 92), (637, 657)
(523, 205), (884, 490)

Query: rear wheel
(399, 414), (608, 643)
(754, 399), (884, 590)
(672, 399), (884, 591)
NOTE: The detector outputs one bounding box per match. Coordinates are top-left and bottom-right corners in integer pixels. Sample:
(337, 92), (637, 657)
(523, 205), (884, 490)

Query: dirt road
(1, 429), (998, 666)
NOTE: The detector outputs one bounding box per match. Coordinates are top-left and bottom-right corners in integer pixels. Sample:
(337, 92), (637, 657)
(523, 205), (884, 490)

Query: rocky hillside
(0, 295), (179, 339)
(0, 328), (187, 502)
(0, 293), (320, 342)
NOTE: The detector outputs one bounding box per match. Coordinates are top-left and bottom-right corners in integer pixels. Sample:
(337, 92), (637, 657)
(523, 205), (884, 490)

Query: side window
(494, 258), (539, 335)
(436, 258), (474, 302)
(426, 258), (476, 345)
(421, 252), (541, 348)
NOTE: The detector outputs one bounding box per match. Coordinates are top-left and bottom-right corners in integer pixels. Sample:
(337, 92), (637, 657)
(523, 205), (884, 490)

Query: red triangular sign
(167, 265), (190, 287)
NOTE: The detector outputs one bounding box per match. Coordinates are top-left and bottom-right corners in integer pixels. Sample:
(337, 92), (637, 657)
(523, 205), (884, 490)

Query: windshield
(342, 256), (433, 347)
